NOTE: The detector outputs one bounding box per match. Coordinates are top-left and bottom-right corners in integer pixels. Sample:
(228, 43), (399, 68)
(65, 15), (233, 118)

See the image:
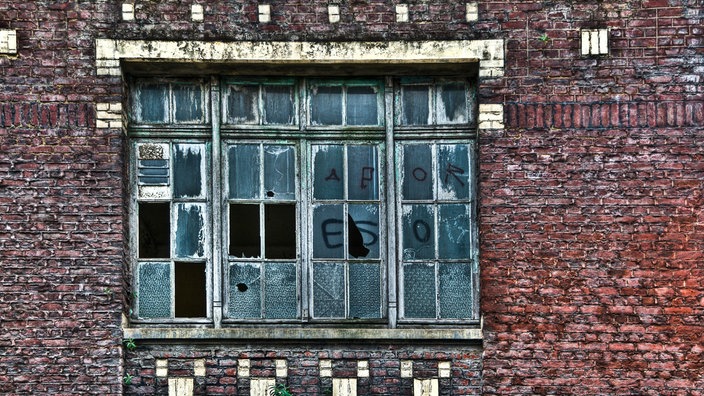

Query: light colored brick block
(191, 4), (204, 22)
(258, 4), (271, 23)
(396, 4), (409, 22)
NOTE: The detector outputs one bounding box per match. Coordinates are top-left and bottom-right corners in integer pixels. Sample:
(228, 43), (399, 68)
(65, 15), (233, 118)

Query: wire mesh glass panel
(346, 86), (378, 125)
(349, 263), (381, 318)
(313, 204), (344, 259)
(173, 84), (204, 123)
(347, 204), (379, 259)
(228, 144), (260, 200)
(313, 145), (344, 200)
(173, 143), (204, 199)
(263, 145), (295, 200)
(310, 86), (343, 125)
(401, 144), (433, 200)
(136, 83), (167, 123)
(229, 262), (261, 318)
(313, 262), (345, 318)
(403, 263), (436, 319)
(174, 203), (206, 258)
(263, 262), (297, 319)
(347, 145), (379, 201)
(438, 263), (473, 318)
(402, 204), (435, 260)
(263, 85), (295, 125)
(437, 144), (470, 200)
(438, 204), (470, 259)
(138, 262), (171, 318)
(225, 84), (259, 124)
(401, 85), (430, 125)
(436, 83), (467, 124)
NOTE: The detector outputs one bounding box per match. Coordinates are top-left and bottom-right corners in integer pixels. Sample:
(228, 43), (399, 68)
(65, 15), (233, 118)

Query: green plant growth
(539, 33), (550, 42)
(268, 384), (293, 396)
(123, 373), (134, 385)
(123, 338), (137, 351)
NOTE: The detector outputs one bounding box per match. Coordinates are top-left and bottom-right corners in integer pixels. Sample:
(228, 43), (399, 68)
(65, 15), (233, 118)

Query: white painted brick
(122, 3), (135, 21)
(191, 4), (204, 22)
(581, 29), (609, 55)
(250, 378), (275, 396)
(413, 379), (438, 396)
(396, 4), (409, 22)
(168, 378), (194, 396)
(320, 359), (332, 377)
(238, 358), (250, 377)
(156, 359), (168, 378)
(357, 360), (369, 378)
(438, 361), (451, 378)
(400, 360), (413, 378)
(275, 359), (287, 378)
(328, 5), (340, 23)
(466, 3), (478, 22)
(194, 359), (206, 377)
(333, 378), (357, 396)
(258, 4), (271, 23)
(0, 30), (17, 54)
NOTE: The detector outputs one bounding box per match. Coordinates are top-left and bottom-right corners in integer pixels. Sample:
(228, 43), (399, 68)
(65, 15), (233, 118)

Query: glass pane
(175, 262), (206, 318)
(403, 263), (436, 319)
(438, 204), (470, 259)
(229, 263), (261, 318)
(226, 85), (258, 124)
(138, 262), (171, 318)
(311, 85), (343, 125)
(402, 205), (434, 260)
(138, 159), (169, 185)
(348, 145), (378, 200)
(313, 263), (345, 318)
(137, 84), (167, 123)
(173, 84), (203, 123)
(229, 204), (261, 258)
(265, 204), (296, 259)
(138, 202), (170, 259)
(437, 83), (467, 124)
(349, 263), (381, 318)
(348, 204), (379, 259)
(173, 143), (204, 198)
(228, 145), (260, 199)
(439, 263), (472, 318)
(263, 145), (295, 200)
(263, 85), (294, 125)
(174, 203), (205, 258)
(402, 145), (433, 200)
(346, 86), (378, 125)
(264, 263), (297, 319)
(313, 204), (344, 259)
(438, 144), (470, 200)
(401, 85), (430, 125)
(313, 145), (344, 200)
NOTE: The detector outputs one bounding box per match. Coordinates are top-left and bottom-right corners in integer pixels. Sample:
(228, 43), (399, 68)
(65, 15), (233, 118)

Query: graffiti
(325, 168), (341, 181)
(320, 217), (379, 258)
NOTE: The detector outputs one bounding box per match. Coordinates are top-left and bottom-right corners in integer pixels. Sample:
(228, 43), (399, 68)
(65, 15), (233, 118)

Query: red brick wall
(0, 0), (702, 394)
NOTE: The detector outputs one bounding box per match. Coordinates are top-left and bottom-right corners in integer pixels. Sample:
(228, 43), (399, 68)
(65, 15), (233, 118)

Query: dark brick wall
(0, 0), (702, 394)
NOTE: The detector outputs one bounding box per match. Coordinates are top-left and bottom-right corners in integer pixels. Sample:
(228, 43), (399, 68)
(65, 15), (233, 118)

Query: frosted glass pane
(439, 263), (472, 318)
(226, 85), (258, 124)
(228, 145), (260, 199)
(264, 263), (297, 319)
(173, 84), (203, 122)
(401, 85), (430, 125)
(137, 84), (167, 123)
(348, 204), (379, 259)
(346, 86), (378, 125)
(313, 204), (344, 259)
(437, 83), (467, 124)
(313, 145), (344, 200)
(263, 85), (294, 125)
(402, 145), (433, 200)
(313, 263), (345, 318)
(173, 144), (204, 198)
(174, 203), (205, 258)
(229, 263), (261, 318)
(438, 204), (470, 259)
(402, 205), (434, 260)
(138, 262), (171, 318)
(437, 144), (470, 200)
(403, 263), (436, 319)
(349, 263), (381, 318)
(311, 86), (342, 125)
(347, 145), (378, 200)
(263, 145), (295, 200)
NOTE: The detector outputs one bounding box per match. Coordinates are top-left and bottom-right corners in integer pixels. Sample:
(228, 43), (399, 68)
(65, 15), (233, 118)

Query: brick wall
(0, 0), (702, 395)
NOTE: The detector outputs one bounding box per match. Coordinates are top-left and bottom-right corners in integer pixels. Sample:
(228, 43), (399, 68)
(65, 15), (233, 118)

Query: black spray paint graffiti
(411, 163), (466, 187)
(324, 167), (376, 189)
(321, 216), (378, 258)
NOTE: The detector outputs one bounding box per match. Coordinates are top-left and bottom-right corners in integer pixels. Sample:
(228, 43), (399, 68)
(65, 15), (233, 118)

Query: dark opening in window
(265, 204), (296, 259)
(175, 262), (207, 317)
(139, 202), (170, 258)
(229, 204), (261, 258)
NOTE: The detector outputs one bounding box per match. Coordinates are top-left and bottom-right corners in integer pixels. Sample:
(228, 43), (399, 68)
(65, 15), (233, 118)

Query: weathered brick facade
(0, 0), (702, 395)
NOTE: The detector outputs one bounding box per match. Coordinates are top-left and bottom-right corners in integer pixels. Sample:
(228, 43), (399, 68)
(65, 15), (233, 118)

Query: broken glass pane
(401, 85), (430, 125)
(438, 204), (470, 259)
(313, 262), (345, 318)
(402, 144), (433, 200)
(403, 263), (436, 319)
(265, 204), (296, 259)
(347, 145), (378, 201)
(229, 262), (261, 318)
(229, 204), (261, 258)
(437, 83), (467, 124)
(263, 84), (294, 125)
(173, 84), (204, 123)
(313, 204), (344, 259)
(137, 84), (167, 123)
(437, 144), (470, 200)
(138, 202), (170, 259)
(349, 263), (381, 319)
(311, 85), (343, 125)
(346, 86), (378, 125)
(313, 145), (344, 200)
(138, 262), (171, 318)
(226, 84), (258, 124)
(175, 262), (206, 318)
(402, 204), (434, 260)
(228, 145), (260, 199)
(264, 263), (297, 319)
(347, 204), (379, 259)
(174, 203), (205, 258)
(173, 143), (204, 199)
(439, 263), (472, 318)
(263, 145), (295, 200)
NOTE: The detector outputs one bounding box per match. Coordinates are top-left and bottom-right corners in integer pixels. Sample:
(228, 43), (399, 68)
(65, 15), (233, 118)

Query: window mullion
(211, 76), (223, 328)
(300, 139), (310, 321)
(385, 76), (398, 328)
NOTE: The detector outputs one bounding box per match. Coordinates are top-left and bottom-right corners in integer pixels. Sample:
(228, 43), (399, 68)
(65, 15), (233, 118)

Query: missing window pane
(265, 204), (296, 259)
(138, 202), (170, 259)
(175, 262), (206, 318)
(230, 204), (261, 258)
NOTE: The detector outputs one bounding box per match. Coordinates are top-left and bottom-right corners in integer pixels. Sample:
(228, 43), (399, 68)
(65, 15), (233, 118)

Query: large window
(128, 75), (478, 327)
